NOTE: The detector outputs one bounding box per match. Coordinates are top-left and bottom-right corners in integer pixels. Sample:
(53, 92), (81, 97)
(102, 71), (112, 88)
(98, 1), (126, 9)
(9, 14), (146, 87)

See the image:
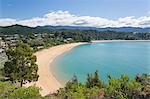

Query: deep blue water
(52, 41), (150, 84)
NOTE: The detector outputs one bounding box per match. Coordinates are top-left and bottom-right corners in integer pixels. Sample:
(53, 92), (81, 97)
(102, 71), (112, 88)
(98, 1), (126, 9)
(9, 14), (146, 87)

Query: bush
(0, 81), (42, 99)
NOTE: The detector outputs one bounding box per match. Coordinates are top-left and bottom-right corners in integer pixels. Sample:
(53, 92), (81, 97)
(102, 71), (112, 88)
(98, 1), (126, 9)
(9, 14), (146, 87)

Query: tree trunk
(21, 80), (23, 87)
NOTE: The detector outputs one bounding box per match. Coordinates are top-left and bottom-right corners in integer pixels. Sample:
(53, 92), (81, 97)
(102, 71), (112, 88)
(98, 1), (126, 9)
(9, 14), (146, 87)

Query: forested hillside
(0, 25), (150, 40)
(38, 25), (150, 33)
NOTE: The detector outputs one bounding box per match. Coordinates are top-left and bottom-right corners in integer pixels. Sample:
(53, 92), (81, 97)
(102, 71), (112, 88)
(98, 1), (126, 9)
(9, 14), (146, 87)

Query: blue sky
(0, 0), (150, 27)
(0, 0), (149, 19)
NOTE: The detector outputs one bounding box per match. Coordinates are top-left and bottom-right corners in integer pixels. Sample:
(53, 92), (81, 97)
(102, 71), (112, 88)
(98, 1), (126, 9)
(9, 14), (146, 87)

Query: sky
(0, 0), (150, 27)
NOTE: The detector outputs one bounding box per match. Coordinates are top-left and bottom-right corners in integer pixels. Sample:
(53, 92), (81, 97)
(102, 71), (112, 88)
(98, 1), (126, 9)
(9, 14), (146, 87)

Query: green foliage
(57, 75), (85, 98)
(3, 42), (39, 87)
(104, 75), (143, 99)
(1, 70), (149, 98)
(56, 72), (149, 99)
(135, 74), (150, 98)
(9, 86), (41, 99)
(57, 71), (103, 98)
(1, 25), (150, 52)
(84, 86), (100, 99)
(58, 82), (101, 99)
(0, 81), (17, 98)
(1, 25), (150, 41)
(86, 70), (103, 88)
(0, 25), (50, 35)
(0, 81), (42, 99)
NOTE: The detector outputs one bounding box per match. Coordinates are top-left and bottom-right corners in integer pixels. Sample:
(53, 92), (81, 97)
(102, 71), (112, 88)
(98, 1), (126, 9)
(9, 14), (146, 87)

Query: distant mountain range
(37, 25), (150, 33)
(0, 25), (149, 35)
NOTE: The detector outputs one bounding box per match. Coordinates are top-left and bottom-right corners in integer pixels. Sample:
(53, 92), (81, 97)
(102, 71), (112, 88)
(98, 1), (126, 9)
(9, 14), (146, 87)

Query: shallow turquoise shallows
(52, 41), (150, 84)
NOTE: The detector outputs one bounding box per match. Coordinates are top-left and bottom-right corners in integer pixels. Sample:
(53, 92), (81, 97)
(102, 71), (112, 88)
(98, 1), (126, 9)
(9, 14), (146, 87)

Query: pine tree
(86, 70), (102, 88)
(3, 42), (39, 87)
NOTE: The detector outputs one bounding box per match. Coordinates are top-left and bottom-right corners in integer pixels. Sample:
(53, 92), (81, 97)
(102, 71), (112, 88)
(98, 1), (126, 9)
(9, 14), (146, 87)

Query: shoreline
(25, 42), (86, 96)
(91, 40), (150, 43)
(25, 40), (149, 96)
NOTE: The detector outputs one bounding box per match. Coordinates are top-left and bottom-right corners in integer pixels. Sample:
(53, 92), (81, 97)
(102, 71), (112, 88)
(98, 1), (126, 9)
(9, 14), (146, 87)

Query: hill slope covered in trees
(0, 25), (150, 40)
(38, 25), (150, 33)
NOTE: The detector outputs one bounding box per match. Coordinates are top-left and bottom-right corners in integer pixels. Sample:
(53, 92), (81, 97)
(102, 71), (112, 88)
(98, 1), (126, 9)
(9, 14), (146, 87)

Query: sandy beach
(25, 43), (85, 96)
(25, 40), (150, 96)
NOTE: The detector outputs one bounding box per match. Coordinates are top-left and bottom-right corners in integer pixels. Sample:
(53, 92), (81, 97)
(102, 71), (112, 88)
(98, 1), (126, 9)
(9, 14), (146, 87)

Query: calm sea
(52, 41), (150, 84)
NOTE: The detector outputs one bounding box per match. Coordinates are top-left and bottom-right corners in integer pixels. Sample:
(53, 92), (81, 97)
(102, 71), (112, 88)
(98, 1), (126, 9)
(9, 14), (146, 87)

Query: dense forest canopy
(0, 24), (150, 40)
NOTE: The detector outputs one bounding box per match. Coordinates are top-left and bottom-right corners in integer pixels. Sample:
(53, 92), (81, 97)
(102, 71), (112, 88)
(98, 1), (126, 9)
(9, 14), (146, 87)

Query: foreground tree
(56, 72), (103, 98)
(86, 70), (103, 88)
(3, 42), (39, 87)
(49, 71), (149, 98)
(104, 75), (143, 99)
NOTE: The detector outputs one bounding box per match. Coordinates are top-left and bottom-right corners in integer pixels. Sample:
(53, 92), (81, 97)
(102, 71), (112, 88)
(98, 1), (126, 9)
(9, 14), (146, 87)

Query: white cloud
(0, 18), (17, 26)
(0, 11), (150, 27)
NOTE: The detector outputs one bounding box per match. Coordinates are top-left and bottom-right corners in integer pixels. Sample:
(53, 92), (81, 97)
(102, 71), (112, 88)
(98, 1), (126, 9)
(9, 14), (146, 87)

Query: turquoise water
(52, 41), (150, 83)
